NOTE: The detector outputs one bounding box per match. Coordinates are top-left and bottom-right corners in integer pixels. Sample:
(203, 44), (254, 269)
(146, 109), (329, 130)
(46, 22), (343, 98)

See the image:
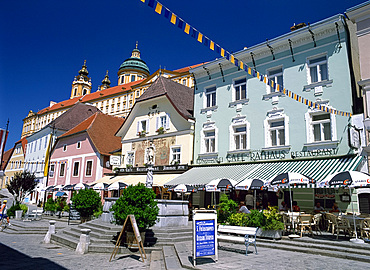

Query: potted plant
(257, 206), (284, 239)
(71, 188), (102, 223)
(156, 127), (165, 135)
(217, 194), (238, 224)
(111, 183), (159, 245)
(138, 131), (146, 138)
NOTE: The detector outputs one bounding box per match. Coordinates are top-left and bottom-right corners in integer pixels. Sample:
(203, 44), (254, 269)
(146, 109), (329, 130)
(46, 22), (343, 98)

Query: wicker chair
(360, 218), (370, 239)
(298, 214), (314, 237)
(326, 213), (352, 239)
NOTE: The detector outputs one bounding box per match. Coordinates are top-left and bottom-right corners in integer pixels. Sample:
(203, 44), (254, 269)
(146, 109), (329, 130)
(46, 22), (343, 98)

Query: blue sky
(0, 0), (365, 150)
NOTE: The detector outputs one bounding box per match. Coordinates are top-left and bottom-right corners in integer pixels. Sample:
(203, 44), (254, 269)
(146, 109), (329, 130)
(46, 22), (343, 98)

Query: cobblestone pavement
(0, 232), (150, 270)
(195, 242), (370, 270)
(1, 231), (370, 270)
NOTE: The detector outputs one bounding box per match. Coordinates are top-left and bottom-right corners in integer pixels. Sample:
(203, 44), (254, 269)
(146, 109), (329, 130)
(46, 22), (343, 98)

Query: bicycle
(0, 216), (9, 232)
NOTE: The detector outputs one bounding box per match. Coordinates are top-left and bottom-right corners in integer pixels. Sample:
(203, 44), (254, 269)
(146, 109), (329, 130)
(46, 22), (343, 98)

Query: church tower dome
(70, 60), (92, 99)
(100, 70), (111, 90)
(117, 42), (150, 85)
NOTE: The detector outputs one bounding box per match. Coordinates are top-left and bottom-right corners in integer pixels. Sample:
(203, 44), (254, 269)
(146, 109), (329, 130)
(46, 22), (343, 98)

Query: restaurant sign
(225, 148), (339, 163)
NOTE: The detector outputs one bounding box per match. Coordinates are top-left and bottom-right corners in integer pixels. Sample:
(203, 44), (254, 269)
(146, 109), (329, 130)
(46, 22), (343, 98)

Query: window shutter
(137, 121), (140, 133)
(156, 117), (159, 130)
(166, 114), (170, 129)
(146, 119), (149, 132)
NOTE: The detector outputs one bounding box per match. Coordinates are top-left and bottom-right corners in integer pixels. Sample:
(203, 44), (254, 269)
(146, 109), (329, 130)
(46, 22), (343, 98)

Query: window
(233, 126), (247, 150)
(83, 89), (87, 95)
(59, 163), (65, 177)
(77, 141), (81, 149)
(267, 68), (283, 93)
(171, 147), (181, 164)
(73, 161), (80, 177)
(131, 75), (136, 82)
(234, 78), (247, 101)
(268, 120), (286, 146)
(49, 164), (55, 178)
(308, 55), (328, 84)
(156, 114), (169, 130)
(204, 130), (216, 153)
(205, 86), (216, 108)
(126, 152), (135, 166)
(311, 113), (331, 142)
(44, 137), (48, 149)
(137, 119), (149, 134)
(63, 144), (67, 152)
(85, 160), (92, 176)
(182, 79), (187, 85)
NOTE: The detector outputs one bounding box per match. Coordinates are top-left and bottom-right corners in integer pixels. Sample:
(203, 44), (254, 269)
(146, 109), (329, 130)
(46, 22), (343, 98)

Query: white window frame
(201, 123), (218, 154)
(170, 146), (181, 164)
(229, 117), (250, 151)
(233, 77), (247, 101)
(264, 113), (289, 148)
(266, 67), (283, 94)
(156, 114), (170, 131)
(307, 54), (328, 84)
(305, 110), (337, 143)
(85, 160), (93, 177)
(126, 151), (135, 166)
(137, 119), (149, 135)
(59, 163), (66, 177)
(72, 161), (80, 177)
(205, 85), (216, 108)
(49, 164), (55, 178)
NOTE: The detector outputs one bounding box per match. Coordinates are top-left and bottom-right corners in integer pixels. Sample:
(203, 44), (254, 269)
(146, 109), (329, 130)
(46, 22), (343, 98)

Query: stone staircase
(3, 219), (66, 235)
(44, 219), (370, 269)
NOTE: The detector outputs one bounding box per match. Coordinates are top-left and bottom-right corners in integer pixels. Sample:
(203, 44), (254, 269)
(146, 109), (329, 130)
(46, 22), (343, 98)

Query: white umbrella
(320, 170), (370, 244)
(235, 179), (264, 209)
(53, 185), (64, 191)
(206, 178), (237, 207)
(74, 183), (89, 190)
(92, 182), (108, 190)
(267, 172), (314, 238)
(107, 181), (127, 191)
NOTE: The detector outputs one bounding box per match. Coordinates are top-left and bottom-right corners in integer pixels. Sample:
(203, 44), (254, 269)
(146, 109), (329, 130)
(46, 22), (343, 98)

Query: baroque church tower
(70, 60), (92, 99)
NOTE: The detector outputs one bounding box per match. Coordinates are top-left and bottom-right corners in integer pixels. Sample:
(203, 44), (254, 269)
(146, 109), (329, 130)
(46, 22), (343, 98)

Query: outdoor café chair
(282, 213), (293, 234)
(312, 213), (322, 235)
(360, 218), (370, 239)
(298, 214), (313, 237)
(326, 213), (352, 239)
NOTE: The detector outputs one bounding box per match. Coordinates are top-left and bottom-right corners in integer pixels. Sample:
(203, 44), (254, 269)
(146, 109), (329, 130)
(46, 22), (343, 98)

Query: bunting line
(139, 0), (352, 117)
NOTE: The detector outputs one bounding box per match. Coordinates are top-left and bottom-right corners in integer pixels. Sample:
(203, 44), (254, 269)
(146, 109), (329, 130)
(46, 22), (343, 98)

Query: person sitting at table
(279, 201), (288, 211)
(329, 202), (341, 213)
(239, 201), (251, 214)
(292, 201), (300, 212)
(314, 202), (325, 213)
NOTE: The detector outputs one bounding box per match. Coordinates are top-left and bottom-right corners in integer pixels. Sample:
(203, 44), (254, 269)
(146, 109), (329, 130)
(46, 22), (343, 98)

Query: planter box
(256, 228), (282, 239)
(15, 210), (23, 220)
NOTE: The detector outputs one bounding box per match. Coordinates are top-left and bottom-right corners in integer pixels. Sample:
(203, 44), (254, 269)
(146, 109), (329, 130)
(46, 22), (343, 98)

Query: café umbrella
(74, 183), (89, 190)
(92, 182), (108, 191)
(267, 172), (314, 237)
(320, 170), (370, 244)
(168, 184), (197, 200)
(235, 178), (264, 209)
(206, 178), (237, 207)
(107, 181), (127, 191)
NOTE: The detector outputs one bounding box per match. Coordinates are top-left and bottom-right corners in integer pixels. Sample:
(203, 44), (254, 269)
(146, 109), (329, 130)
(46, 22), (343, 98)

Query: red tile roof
(37, 80), (144, 115)
(59, 112), (124, 156)
(1, 148), (13, 171)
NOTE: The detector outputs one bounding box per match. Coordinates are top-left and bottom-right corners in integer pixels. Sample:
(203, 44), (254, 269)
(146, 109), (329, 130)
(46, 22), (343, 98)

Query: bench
(218, 225), (258, 256)
(23, 209), (43, 221)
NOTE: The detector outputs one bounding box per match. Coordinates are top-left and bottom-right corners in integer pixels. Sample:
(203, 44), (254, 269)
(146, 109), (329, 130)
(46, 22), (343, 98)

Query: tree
(111, 183), (159, 231)
(71, 188), (101, 221)
(6, 171), (37, 203)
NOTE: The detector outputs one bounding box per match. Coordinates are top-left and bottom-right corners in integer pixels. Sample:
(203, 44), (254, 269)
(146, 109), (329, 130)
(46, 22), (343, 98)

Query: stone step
(51, 231), (79, 250)
(88, 243), (161, 254)
(84, 219), (123, 231)
(163, 245), (185, 270)
(69, 226), (117, 240)
(218, 240), (370, 263)
(150, 250), (164, 270)
(77, 223), (121, 235)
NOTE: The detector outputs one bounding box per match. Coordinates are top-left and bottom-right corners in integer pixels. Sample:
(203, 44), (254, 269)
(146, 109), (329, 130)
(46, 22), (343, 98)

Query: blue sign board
(195, 219), (216, 257)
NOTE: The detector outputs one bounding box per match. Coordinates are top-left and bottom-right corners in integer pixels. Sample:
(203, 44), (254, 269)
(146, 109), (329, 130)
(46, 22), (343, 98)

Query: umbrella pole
(349, 188), (364, 244)
(288, 184), (300, 238)
(254, 189), (256, 210)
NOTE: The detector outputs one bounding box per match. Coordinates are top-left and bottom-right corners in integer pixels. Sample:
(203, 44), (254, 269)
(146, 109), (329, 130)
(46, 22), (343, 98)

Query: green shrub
(217, 194), (238, 224)
(7, 202), (22, 217)
(227, 212), (249, 226)
(55, 198), (67, 212)
(71, 189), (102, 219)
(63, 204), (70, 212)
(246, 209), (266, 227)
(19, 204), (28, 215)
(111, 183), (159, 231)
(44, 198), (56, 212)
(262, 206), (284, 231)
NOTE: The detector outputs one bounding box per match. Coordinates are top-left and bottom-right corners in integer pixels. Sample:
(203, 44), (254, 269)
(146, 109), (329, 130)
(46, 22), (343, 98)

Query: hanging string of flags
(139, 0), (352, 117)
(8, 160), (68, 166)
